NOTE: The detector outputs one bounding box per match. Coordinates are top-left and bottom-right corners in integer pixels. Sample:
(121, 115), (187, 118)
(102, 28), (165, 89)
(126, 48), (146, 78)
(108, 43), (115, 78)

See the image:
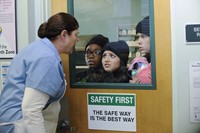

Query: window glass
(68, 0), (156, 89)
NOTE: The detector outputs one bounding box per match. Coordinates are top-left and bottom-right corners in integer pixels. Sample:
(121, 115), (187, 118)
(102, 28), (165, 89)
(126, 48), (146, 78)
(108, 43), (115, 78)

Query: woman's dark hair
(38, 12), (79, 39)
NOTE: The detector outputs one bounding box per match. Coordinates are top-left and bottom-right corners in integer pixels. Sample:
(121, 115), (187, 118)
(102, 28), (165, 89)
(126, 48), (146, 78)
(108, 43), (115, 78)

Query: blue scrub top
(0, 38), (66, 123)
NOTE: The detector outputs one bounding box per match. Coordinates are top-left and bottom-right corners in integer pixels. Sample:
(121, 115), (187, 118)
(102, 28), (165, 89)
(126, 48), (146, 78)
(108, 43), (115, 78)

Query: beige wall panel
(52, 0), (67, 14)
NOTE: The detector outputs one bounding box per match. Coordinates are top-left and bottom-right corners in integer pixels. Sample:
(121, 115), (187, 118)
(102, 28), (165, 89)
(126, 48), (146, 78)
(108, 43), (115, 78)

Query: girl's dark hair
(38, 12), (79, 39)
(144, 53), (151, 63)
(86, 65), (131, 83)
(101, 67), (131, 83)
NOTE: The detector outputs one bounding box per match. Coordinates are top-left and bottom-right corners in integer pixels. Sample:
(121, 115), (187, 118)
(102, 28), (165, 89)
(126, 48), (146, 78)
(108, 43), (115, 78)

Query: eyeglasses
(85, 50), (102, 57)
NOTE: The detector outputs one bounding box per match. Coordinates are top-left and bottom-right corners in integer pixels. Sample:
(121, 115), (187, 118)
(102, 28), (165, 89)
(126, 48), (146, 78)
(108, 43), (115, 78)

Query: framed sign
(0, 0), (17, 58)
(185, 24), (200, 44)
(87, 93), (136, 132)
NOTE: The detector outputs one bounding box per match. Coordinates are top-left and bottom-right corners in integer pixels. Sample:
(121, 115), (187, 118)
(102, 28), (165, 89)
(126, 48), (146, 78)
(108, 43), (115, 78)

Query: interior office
(0, 0), (200, 133)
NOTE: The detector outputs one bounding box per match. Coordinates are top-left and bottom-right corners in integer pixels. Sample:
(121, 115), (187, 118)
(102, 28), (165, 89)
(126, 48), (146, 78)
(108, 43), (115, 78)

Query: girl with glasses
(76, 34), (109, 82)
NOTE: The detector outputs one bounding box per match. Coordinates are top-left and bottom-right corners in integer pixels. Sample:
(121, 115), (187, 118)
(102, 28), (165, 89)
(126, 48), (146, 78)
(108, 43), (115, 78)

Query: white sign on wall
(1, 62), (10, 93)
(189, 61), (200, 122)
(0, 0), (17, 58)
(87, 93), (136, 132)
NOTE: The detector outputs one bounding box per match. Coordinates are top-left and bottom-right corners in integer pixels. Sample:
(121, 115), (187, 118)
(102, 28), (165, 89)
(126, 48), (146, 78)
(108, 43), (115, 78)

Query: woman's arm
(22, 87), (50, 133)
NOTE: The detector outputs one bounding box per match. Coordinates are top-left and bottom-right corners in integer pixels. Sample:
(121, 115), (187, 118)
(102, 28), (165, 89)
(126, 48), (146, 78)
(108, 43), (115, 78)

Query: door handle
(57, 120), (76, 132)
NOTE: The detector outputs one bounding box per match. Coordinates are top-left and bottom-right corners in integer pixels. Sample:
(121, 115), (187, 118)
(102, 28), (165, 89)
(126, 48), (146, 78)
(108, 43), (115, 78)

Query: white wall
(17, 0), (29, 51)
(171, 0), (200, 133)
(28, 0), (52, 42)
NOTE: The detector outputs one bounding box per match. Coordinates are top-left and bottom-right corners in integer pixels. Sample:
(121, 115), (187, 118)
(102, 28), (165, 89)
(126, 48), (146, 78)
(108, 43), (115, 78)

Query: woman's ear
(60, 30), (68, 38)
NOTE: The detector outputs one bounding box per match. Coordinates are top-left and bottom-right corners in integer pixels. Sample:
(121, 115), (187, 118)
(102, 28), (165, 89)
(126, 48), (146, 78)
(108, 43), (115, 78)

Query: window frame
(68, 0), (156, 90)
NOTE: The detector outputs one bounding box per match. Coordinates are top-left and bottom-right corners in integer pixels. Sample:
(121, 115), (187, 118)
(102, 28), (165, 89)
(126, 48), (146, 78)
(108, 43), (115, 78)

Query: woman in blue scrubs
(0, 12), (79, 133)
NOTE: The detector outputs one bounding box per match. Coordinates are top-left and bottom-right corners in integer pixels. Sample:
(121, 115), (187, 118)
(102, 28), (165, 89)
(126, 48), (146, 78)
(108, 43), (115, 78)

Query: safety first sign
(87, 93), (136, 132)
